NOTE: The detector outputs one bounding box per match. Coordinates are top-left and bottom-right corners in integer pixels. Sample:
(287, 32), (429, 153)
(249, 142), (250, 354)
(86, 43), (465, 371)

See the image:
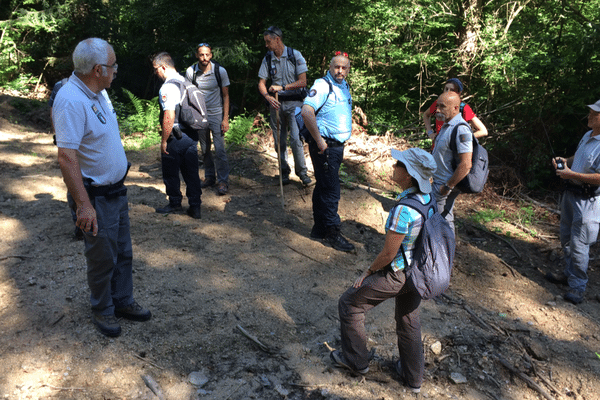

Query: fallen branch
(0, 255), (34, 261)
(499, 259), (519, 279)
(463, 305), (504, 335)
(40, 383), (85, 391)
(141, 374), (165, 400)
(131, 352), (164, 370)
(279, 240), (327, 265)
(236, 325), (277, 354)
(496, 355), (555, 400)
(469, 224), (521, 259)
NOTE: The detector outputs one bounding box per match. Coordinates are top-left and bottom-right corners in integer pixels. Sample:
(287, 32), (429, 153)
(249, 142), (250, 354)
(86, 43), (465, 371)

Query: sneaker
(325, 229), (355, 252)
(216, 182), (229, 195)
(300, 175), (312, 185)
(92, 313), (121, 337)
(330, 350), (369, 375)
(545, 271), (569, 285)
(115, 301), (152, 321)
(563, 289), (584, 305)
(201, 178), (216, 188)
(395, 360), (421, 393)
(155, 203), (183, 214)
(186, 206), (202, 219)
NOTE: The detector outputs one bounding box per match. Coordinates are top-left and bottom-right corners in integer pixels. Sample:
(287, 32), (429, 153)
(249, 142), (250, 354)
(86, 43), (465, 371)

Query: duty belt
(84, 162), (131, 199)
(323, 137), (344, 147)
(564, 181), (600, 198)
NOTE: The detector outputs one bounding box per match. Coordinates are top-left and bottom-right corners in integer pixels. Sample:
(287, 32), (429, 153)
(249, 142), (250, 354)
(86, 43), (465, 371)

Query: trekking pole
(275, 92), (285, 209)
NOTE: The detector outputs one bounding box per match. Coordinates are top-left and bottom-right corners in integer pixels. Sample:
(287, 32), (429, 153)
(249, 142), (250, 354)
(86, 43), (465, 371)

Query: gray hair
(72, 38), (113, 75)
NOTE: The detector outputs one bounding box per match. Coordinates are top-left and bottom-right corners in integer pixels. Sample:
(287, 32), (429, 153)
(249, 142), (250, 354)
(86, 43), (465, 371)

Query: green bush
(225, 114), (257, 146)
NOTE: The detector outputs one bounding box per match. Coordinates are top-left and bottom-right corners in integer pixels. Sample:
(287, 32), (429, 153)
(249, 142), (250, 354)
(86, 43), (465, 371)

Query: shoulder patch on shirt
(308, 89), (317, 97)
(459, 133), (470, 143)
(161, 93), (168, 103)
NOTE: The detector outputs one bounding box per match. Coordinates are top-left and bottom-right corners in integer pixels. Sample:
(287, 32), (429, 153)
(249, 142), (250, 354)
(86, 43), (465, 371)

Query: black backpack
(400, 194), (455, 300)
(166, 78), (209, 139)
(449, 122), (489, 193)
(294, 78), (333, 142)
(265, 47), (307, 101)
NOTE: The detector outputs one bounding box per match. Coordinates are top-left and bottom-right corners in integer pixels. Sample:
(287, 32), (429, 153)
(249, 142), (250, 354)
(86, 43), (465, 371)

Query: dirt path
(1, 95), (599, 400)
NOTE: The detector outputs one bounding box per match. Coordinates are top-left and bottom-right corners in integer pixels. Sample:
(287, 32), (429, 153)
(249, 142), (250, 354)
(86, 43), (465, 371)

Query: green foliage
(225, 114), (257, 146)
(472, 208), (506, 224)
(115, 88), (160, 149)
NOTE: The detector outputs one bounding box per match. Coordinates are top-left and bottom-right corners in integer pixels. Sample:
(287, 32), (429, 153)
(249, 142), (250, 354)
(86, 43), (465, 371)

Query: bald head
(436, 91), (461, 122)
(329, 55), (350, 83)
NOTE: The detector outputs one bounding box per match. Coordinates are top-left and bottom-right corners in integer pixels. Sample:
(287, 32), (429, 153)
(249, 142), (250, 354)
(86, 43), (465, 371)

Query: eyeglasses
(99, 62), (118, 71)
(197, 42), (211, 49)
(335, 51), (349, 58)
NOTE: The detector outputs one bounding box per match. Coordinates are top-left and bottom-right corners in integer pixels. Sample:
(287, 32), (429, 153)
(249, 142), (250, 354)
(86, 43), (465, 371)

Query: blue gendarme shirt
(303, 71), (352, 143)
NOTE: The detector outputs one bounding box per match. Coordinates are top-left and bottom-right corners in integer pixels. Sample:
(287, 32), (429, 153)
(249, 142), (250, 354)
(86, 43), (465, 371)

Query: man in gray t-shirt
(431, 91), (473, 232)
(186, 43), (231, 195)
(258, 26), (311, 186)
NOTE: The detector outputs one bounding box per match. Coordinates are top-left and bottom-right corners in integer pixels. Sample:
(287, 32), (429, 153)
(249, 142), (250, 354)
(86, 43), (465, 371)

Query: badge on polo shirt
(308, 89), (317, 97)
(91, 105), (106, 124)
(459, 134), (470, 143)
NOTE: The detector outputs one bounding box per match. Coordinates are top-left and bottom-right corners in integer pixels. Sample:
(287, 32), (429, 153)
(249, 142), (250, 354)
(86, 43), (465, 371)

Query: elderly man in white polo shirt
(53, 38), (151, 337)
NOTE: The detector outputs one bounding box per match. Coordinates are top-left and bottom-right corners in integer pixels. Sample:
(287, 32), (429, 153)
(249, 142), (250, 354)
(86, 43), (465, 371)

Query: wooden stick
(40, 383), (85, 391)
(469, 224), (521, 259)
(280, 240), (327, 265)
(496, 355), (556, 400)
(141, 374), (166, 400)
(236, 325), (276, 354)
(131, 352), (164, 370)
(274, 92), (285, 209)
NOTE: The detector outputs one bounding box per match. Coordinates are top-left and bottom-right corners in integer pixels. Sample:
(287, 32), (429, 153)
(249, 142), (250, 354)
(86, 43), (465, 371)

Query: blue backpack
(449, 122), (489, 193)
(400, 194), (455, 300)
(294, 78), (333, 142)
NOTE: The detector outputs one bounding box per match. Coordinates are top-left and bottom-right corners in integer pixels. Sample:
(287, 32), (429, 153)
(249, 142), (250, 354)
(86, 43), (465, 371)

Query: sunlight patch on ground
(0, 216), (28, 242)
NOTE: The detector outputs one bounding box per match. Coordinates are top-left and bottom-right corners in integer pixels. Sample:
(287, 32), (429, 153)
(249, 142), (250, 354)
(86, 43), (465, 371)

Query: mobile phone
(555, 158), (565, 170)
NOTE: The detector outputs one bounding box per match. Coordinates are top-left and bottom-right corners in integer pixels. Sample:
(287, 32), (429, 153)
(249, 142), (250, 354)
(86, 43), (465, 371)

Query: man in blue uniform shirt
(53, 38), (151, 337)
(546, 100), (600, 304)
(301, 53), (354, 252)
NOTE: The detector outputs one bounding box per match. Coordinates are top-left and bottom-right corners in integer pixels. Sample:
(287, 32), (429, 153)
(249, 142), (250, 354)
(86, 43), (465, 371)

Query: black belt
(323, 137), (344, 147)
(565, 181), (600, 198)
(84, 162), (131, 199)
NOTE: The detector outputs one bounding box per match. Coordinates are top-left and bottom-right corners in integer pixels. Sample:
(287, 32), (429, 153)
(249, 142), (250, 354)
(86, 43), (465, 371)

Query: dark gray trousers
(338, 268), (424, 388)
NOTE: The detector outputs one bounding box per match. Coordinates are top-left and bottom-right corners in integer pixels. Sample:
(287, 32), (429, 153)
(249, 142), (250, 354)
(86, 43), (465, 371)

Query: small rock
(450, 372), (468, 384)
(274, 384), (289, 396)
(430, 341), (442, 355)
(188, 371), (209, 387)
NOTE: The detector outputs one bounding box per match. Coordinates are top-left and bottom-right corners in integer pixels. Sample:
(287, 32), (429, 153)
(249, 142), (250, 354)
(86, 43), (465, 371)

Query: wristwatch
(282, 84), (286, 91)
(444, 183), (454, 192)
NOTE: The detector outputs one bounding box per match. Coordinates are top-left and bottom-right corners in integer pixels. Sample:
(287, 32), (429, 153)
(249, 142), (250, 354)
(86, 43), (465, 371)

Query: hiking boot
(186, 206), (202, 219)
(155, 203), (183, 214)
(115, 301), (152, 322)
(300, 175), (312, 186)
(281, 175), (290, 185)
(310, 225), (326, 240)
(395, 360), (421, 393)
(201, 178), (216, 188)
(92, 313), (121, 337)
(216, 182), (229, 195)
(545, 271), (569, 285)
(325, 228), (355, 252)
(330, 350), (369, 375)
(563, 289), (584, 305)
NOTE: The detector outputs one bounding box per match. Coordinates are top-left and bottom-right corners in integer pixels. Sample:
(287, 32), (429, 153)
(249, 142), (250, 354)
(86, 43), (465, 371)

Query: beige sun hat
(390, 148), (437, 193)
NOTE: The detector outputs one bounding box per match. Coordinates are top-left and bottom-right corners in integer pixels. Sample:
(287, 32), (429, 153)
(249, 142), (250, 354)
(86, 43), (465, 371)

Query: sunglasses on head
(335, 51), (349, 58)
(197, 42), (211, 49)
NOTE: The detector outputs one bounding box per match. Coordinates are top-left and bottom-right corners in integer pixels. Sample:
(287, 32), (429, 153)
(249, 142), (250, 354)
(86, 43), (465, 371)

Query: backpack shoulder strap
(314, 77), (334, 116)
(448, 121), (473, 155)
(212, 61), (223, 89)
(287, 47), (296, 68)
(397, 193), (433, 269)
(265, 51), (273, 81)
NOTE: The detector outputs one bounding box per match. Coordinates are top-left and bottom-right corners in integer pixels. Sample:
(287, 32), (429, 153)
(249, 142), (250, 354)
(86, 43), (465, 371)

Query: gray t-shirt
(258, 46), (308, 86)
(186, 61), (230, 115)
(432, 113), (473, 185)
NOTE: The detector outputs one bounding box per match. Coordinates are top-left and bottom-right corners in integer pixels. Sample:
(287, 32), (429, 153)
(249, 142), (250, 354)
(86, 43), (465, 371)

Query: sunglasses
(335, 51), (349, 58)
(197, 42), (211, 49)
(265, 27), (281, 37)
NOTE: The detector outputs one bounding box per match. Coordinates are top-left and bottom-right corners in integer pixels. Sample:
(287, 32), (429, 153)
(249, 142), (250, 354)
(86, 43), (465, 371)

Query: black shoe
(92, 313), (121, 337)
(325, 229), (355, 252)
(155, 203), (183, 214)
(115, 301), (152, 322)
(563, 289), (584, 305)
(186, 206), (201, 219)
(216, 182), (229, 195)
(201, 178), (216, 188)
(281, 175), (290, 185)
(310, 225), (326, 240)
(395, 360), (421, 393)
(330, 350), (369, 375)
(545, 271), (569, 285)
(300, 175), (312, 185)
